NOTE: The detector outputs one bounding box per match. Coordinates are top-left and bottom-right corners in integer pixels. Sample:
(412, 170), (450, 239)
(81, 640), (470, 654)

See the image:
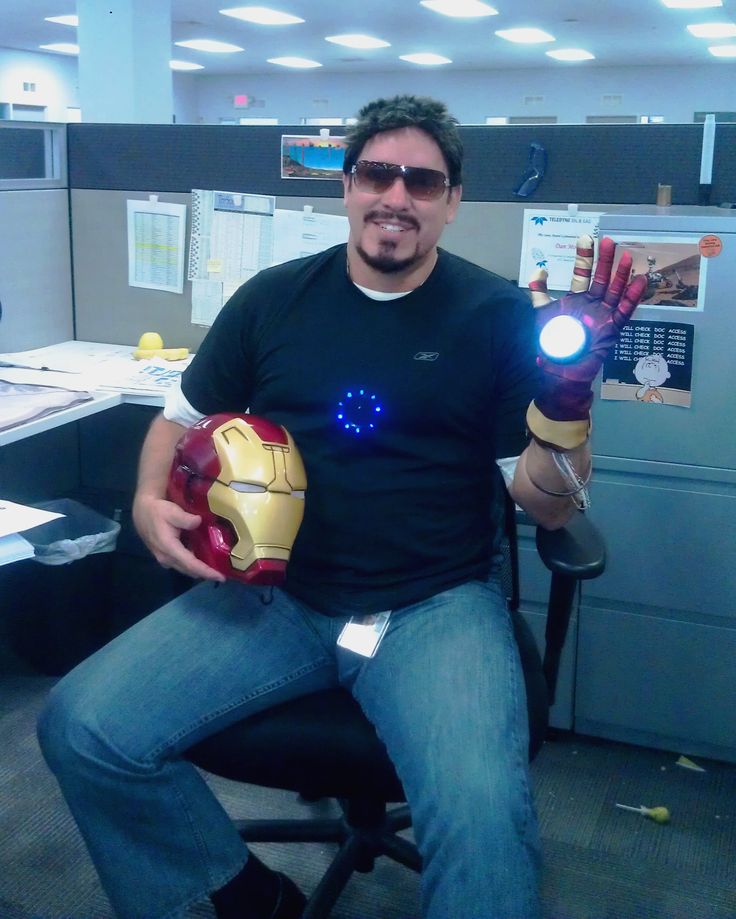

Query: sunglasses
(350, 160), (451, 201)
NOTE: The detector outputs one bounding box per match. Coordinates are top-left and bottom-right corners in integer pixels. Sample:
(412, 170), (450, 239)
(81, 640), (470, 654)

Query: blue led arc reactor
(336, 388), (383, 435)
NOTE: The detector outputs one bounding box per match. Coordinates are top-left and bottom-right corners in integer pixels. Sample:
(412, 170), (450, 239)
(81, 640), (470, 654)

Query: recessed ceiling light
(399, 52), (452, 65)
(709, 43), (736, 55)
(546, 48), (595, 61)
(170, 60), (205, 70)
(495, 28), (556, 44)
(175, 39), (244, 52)
(219, 7), (304, 25)
(687, 22), (736, 37)
(544, 48), (595, 61)
(267, 56), (322, 68)
(325, 34), (390, 49)
(420, 0), (498, 17)
(45, 14), (78, 27)
(39, 42), (79, 54)
(661, 0), (722, 8)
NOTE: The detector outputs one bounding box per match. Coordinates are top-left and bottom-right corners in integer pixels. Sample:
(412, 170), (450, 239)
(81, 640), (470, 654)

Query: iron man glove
(527, 235), (647, 450)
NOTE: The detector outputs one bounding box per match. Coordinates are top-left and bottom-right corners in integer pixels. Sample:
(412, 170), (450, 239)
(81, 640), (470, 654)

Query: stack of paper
(0, 532), (34, 565)
(0, 500), (65, 568)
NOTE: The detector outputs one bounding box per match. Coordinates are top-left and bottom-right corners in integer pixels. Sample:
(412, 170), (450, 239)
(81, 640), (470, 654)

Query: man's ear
(446, 184), (462, 225)
(342, 172), (351, 206)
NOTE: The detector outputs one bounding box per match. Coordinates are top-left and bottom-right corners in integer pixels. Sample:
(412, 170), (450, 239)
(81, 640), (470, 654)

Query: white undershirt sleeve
(495, 455), (520, 490)
(163, 381), (207, 427)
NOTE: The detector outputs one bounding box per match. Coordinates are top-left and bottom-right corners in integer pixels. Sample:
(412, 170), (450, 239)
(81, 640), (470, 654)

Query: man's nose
(380, 174), (412, 208)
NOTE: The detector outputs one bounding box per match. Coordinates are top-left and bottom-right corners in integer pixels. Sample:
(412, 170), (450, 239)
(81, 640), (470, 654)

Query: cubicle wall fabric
(67, 123), (736, 206)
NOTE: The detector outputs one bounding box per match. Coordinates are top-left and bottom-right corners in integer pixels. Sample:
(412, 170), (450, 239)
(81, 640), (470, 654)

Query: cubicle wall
(0, 124), (78, 507)
(9, 120), (736, 755)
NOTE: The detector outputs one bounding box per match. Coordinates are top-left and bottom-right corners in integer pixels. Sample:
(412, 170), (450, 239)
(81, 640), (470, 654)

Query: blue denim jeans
(37, 578), (541, 919)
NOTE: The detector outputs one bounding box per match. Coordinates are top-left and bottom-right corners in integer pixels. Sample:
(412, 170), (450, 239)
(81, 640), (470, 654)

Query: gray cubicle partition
(50, 122), (736, 753)
(575, 210), (736, 762)
(0, 124), (78, 507)
(0, 189), (74, 352)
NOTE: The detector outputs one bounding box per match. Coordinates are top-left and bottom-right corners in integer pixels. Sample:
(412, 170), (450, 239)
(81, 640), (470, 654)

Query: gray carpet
(1, 643), (735, 919)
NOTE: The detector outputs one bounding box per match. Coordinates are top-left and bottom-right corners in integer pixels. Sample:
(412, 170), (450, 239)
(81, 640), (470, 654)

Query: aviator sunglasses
(350, 160), (452, 201)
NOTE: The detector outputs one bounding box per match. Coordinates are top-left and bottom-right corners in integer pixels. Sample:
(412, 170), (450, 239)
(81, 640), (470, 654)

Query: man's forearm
(510, 438), (592, 530)
(135, 412), (188, 502)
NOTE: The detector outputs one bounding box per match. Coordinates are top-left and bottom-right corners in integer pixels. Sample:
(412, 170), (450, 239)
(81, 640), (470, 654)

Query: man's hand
(526, 235), (646, 450)
(529, 235), (647, 385)
(132, 493), (225, 582)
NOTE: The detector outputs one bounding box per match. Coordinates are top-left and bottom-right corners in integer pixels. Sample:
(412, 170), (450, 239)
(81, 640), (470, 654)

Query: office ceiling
(2, 0), (736, 74)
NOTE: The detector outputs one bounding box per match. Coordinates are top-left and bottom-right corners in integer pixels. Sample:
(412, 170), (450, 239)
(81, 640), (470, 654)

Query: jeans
(37, 578), (541, 919)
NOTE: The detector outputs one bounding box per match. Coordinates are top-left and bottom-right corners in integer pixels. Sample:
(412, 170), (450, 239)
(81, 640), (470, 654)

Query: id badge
(336, 610), (391, 658)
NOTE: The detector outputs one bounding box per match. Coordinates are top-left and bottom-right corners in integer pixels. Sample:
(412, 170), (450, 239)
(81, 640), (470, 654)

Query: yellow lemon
(137, 331), (164, 350)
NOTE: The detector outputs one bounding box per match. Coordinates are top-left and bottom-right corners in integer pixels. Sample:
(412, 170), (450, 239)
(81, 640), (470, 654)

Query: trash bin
(2, 498), (121, 676)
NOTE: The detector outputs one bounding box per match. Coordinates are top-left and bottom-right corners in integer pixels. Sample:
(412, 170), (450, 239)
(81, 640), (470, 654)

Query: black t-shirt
(181, 244), (539, 616)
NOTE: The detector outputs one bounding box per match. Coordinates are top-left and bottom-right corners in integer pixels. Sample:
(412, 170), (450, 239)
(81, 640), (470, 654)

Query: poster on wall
(281, 134), (347, 180)
(601, 319), (694, 408)
(518, 209), (603, 290)
(608, 234), (707, 311)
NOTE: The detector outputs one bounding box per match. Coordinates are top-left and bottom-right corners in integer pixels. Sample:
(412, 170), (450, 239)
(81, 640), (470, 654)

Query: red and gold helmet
(167, 413), (307, 584)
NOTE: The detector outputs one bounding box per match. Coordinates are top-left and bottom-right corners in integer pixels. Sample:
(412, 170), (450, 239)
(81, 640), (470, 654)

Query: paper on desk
(0, 380), (93, 432)
(0, 340), (133, 374)
(0, 532), (35, 566)
(0, 342), (193, 396)
(0, 500), (64, 539)
(96, 356), (193, 395)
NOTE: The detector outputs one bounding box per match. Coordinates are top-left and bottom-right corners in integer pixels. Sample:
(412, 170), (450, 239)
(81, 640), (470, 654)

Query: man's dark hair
(342, 95), (463, 187)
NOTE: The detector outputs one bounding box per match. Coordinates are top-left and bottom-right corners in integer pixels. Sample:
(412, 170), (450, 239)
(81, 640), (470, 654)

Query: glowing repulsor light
(539, 315), (587, 362)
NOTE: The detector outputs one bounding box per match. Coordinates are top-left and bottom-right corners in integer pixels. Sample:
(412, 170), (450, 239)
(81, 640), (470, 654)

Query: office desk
(0, 340), (178, 448)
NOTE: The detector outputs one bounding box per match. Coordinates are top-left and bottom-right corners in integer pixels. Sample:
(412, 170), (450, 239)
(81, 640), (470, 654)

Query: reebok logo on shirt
(413, 352), (439, 361)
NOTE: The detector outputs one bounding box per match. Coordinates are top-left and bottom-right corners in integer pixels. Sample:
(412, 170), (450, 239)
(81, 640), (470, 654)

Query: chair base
(235, 800), (421, 919)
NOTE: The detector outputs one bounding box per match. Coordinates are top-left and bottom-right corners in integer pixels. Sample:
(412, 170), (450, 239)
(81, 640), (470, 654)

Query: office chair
(186, 498), (605, 918)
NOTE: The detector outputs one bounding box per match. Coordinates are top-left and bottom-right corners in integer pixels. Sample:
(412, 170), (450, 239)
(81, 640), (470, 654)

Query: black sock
(211, 852), (281, 919)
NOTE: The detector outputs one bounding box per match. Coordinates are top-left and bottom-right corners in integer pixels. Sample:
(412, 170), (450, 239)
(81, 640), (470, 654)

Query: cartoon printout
(601, 320), (695, 408)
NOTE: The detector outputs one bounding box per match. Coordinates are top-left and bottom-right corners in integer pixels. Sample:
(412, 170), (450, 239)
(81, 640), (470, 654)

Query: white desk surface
(0, 340), (178, 447)
(0, 390), (123, 448)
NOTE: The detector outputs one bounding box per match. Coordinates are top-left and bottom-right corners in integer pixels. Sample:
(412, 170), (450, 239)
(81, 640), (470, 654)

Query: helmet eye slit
(228, 482), (268, 493)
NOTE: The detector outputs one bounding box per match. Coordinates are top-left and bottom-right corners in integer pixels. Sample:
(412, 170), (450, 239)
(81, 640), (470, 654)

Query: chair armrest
(535, 512), (606, 581)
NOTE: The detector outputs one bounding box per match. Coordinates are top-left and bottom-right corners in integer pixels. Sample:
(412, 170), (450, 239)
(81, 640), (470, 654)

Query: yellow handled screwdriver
(615, 803), (671, 824)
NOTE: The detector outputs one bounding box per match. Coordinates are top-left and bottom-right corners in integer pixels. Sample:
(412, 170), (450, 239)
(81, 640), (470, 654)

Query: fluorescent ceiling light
(170, 60), (205, 70)
(546, 48), (594, 61)
(709, 43), (736, 55)
(267, 56), (322, 67)
(399, 52), (452, 64)
(496, 27), (555, 43)
(420, 0), (498, 17)
(175, 39), (244, 52)
(686, 22), (736, 37)
(219, 7), (304, 25)
(45, 14), (78, 26)
(325, 34), (390, 49)
(39, 42), (79, 54)
(661, 0), (722, 8)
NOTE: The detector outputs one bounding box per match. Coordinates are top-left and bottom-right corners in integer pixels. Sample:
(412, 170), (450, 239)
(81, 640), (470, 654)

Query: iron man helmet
(167, 413), (307, 584)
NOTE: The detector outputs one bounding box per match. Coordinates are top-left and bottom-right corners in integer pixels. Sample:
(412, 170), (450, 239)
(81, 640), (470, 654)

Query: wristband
(526, 401), (591, 451)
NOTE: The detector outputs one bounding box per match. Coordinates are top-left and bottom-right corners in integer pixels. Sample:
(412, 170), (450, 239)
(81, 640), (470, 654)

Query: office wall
(3, 46), (735, 125)
(195, 64), (736, 126)
(0, 48), (79, 122)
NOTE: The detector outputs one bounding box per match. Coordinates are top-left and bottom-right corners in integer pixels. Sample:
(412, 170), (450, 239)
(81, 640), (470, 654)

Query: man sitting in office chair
(37, 94), (645, 919)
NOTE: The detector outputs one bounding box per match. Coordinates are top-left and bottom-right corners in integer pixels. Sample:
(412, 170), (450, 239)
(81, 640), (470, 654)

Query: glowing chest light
(336, 388), (383, 434)
(538, 315), (588, 363)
